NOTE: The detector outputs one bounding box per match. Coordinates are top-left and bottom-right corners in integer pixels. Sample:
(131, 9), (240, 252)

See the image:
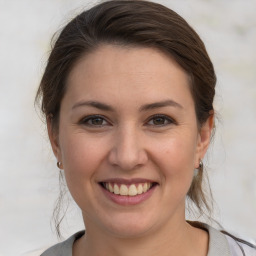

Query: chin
(100, 212), (157, 238)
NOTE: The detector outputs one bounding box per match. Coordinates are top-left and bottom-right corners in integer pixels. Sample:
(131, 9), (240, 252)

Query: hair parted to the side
(35, 0), (216, 237)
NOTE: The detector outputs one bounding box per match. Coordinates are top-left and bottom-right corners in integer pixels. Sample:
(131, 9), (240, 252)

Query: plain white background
(0, 0), (256, 255)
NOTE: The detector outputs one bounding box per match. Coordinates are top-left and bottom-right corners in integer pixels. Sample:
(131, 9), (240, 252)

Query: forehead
(64, 45), (193, 109)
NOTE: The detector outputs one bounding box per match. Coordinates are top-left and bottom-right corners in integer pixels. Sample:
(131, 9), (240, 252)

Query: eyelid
(78, 114), (176, 127)
(145, 114), (177, 126)
(79, 114), (111, 126)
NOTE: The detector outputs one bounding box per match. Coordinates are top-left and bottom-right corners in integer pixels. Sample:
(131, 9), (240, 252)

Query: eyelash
(79, 114), (176, 127)
(79, 115), (109, 127)
(146, 114), (176, 127)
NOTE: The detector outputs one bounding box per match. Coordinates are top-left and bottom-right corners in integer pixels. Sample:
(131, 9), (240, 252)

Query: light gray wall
(0, 0), (255, 255)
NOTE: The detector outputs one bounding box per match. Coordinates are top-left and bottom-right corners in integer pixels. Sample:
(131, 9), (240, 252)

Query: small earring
(57, 161), (62, 169)
(198, 159), (203, 171)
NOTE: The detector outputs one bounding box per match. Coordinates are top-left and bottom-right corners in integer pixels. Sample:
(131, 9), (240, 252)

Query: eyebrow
(72, 99), (183, 112)
(139, 99), (183, 111)
(72, 101), (114, 111)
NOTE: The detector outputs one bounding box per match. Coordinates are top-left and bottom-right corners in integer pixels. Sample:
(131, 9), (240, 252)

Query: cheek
(153, 134), (197, 171)
(59, 133), (107, 188)
(151, 133), (197, 193)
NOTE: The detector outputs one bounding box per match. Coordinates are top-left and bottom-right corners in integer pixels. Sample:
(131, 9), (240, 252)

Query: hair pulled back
(36, 0), (216, 232)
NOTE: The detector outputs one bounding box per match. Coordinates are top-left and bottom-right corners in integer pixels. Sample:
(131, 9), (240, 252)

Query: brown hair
(36, 0), (216, 235)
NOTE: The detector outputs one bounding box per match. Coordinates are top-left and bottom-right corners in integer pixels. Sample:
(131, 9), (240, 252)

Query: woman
(36, 0), (256, 255)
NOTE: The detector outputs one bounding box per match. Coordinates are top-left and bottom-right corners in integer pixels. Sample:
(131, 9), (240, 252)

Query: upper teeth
(104, 182), (152, 196)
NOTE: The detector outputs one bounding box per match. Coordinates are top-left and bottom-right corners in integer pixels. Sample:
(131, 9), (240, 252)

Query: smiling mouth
(100, 182), (157, 196)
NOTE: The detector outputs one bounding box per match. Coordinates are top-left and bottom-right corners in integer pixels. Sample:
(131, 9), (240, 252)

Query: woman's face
(49, 45), (212, 238)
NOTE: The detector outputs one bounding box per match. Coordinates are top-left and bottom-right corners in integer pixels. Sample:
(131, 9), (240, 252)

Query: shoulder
(40, 231), (85, 256)
(206, 224), (256, 256)
(189, 221), (256, 256)
(225, 233), (256, 256)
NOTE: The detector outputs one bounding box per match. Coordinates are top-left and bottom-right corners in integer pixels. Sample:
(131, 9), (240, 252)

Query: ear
(195, 112), (215, 168)
(47, 115), (61, 162)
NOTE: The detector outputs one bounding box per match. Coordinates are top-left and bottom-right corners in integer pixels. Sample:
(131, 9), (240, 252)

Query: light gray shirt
(41, 223), (256, 256)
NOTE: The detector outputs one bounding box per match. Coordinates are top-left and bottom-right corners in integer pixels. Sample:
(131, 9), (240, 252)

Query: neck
(74, 218), (208, 256)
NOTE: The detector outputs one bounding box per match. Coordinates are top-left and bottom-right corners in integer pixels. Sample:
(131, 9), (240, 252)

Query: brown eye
(90, 117), (104, 125)
(81, 115), (108, 126)
(147, 115), (174, 126)
(152, 117), (166, 125)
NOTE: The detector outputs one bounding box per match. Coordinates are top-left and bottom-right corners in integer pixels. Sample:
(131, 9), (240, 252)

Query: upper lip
(98, 178), (158, 185)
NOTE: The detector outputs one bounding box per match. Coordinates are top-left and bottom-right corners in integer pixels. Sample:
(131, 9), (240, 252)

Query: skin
(48, 45), (214, 256)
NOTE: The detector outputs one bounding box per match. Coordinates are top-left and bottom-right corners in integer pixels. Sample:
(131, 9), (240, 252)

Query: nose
(108, 126), (148, 171)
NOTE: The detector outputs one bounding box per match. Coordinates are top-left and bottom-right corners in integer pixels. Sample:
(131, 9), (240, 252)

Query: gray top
(41, 222), (256, 256)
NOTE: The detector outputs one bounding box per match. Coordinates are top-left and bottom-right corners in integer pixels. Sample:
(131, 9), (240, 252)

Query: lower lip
(100, 185), (157, 206)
